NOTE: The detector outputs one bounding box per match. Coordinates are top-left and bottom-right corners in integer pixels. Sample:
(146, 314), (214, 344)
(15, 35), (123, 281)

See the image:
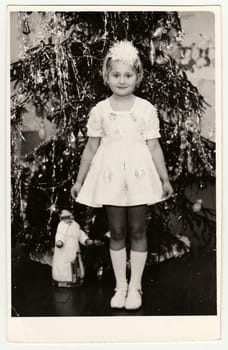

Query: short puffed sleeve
(143, 103), (161, 140)
(87, 106), (105, 137)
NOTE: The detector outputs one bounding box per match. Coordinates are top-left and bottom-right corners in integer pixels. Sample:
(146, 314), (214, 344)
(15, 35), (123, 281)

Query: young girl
(71, 41), (173, 310)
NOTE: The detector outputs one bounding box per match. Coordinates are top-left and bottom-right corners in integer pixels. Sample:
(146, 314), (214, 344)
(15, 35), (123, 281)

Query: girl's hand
(70, 181), (82, 200)
(162, 180), (174, 199)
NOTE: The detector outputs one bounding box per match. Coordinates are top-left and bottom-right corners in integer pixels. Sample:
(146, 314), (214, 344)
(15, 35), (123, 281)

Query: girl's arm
(147, 139), (174, 198)
(71, 137), (101, 199)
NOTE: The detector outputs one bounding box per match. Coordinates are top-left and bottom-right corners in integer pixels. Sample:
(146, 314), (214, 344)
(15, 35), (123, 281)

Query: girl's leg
(105, 205), (127, 251)
(125, 205), (148, 309)
(105, 206), (128, 308)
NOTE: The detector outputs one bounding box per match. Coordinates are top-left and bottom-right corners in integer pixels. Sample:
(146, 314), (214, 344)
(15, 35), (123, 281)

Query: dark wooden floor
(12, 252), (217, 317)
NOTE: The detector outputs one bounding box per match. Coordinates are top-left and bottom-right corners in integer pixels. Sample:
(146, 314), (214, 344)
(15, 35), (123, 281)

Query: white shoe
(125, 288), (142, 310)
(110, 288), (128, 309)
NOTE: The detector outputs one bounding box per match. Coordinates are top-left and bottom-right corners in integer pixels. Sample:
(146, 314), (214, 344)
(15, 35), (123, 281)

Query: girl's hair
(102, 40), (143, 87)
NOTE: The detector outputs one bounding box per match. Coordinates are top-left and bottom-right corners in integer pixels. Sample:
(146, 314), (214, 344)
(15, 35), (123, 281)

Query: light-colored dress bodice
(76, 96), (163, 207)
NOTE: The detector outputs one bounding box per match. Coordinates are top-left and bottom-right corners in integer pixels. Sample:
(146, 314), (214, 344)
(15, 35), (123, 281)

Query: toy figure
(52, 209), (94, 286)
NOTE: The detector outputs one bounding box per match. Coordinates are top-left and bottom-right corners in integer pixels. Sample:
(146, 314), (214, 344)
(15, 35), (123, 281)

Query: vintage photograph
(9, 5), (220, 342)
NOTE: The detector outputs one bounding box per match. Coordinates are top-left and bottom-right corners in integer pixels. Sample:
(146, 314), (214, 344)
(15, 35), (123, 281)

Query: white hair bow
(108, 40), (139, 65)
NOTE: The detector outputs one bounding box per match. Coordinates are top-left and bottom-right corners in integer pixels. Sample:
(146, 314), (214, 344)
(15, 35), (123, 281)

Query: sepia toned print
(8, 5), (221, 343)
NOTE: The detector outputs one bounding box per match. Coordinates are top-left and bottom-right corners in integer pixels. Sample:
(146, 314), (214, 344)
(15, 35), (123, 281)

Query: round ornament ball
(192, 199), (203, 212)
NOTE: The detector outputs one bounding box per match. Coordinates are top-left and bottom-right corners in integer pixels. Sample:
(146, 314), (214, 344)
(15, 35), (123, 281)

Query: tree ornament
(184, 96), (190, 108)
(166, 43), (173, 50)
(22, 15), (31, 35)
(97, 266), (103, 280)
(69, 132), (76, 148)
(152, 26), (165, 39)
(50, 65), (56, 80)
(149, 39), (156, 65)
(63, 148), (71, 158)
(30, 161), (38, 176)
(192, 199), (203, 212)
(20, 199), (27, 213)
(199, 181), (207, 190)
(164, 202), (169, 210)
(185, 118), (198, 133)
(23, 221), (29, 229)
(187, 150), (193, 173)
(155, 53), (170, 65)
(48, 203), (57, 213)
(180, 130), (188, 149)
(42, 156), (48, 164)
(44, 69), (49, 80)
(176, 30), (185, 42)
(41, 164), (46, 172)
(38, 120), (47, 140)
(36, 70), (44, 84)
(177, 235), (191, 248)
(77, 129), (84, 140)
(173, 125), (179, 137)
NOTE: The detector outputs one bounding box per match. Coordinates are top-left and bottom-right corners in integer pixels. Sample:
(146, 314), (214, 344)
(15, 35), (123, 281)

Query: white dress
(76, 96), (163, 207)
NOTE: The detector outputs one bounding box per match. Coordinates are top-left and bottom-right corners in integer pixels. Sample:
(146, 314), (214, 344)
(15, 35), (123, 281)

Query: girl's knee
(110, 226), (126, 241)
(129, 225), (146, 241)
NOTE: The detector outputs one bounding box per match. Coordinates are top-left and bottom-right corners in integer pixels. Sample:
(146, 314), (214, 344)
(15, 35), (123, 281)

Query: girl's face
(107, 61), (138, 97)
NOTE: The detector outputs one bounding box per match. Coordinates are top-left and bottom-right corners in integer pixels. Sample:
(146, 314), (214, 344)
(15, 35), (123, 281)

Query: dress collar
(107, 96), (138, 114)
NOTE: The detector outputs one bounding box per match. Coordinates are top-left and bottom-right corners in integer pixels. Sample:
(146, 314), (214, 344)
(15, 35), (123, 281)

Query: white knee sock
(128, 250), (148, 290)
(110, 247), (128, 289)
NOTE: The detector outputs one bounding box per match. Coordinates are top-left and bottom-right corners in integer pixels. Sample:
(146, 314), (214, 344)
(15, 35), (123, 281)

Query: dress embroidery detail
(129, 112), (137, 122)
(103, 169), (112, 183)
(109, 112), (117, 121)
(135, 168), (146, 179)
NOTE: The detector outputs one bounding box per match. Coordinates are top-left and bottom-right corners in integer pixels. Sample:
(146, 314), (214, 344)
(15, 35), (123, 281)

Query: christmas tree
(11, 11), (216, 275)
